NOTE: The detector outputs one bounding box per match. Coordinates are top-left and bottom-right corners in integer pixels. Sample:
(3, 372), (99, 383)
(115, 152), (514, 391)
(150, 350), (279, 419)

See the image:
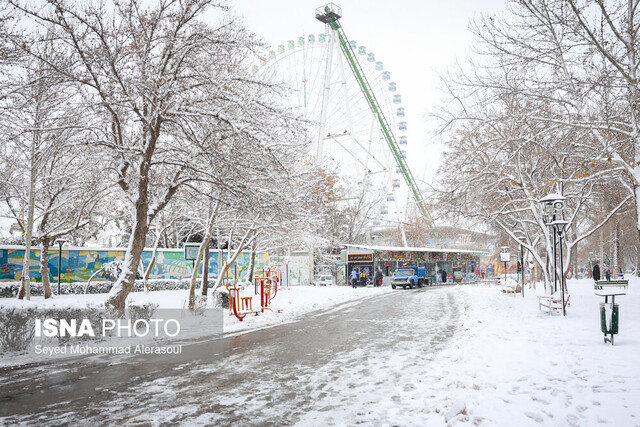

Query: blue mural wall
(0, 246), (269, 282)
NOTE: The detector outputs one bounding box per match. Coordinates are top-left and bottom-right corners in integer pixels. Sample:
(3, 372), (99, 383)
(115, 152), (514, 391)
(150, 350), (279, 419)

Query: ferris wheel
(253, 5), (422, 231)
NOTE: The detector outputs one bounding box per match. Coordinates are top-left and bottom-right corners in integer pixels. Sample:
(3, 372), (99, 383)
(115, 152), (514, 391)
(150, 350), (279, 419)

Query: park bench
(594, 280), (628, 290)
(538, 294), (570, 315)
(502, 284), (521, 295)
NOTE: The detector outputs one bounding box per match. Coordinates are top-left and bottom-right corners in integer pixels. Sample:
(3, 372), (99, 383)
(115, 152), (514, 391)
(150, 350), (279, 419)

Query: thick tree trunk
(41, 237), (52, 299)
(106, 223), (148, 311)
(106, 192), (150, 311)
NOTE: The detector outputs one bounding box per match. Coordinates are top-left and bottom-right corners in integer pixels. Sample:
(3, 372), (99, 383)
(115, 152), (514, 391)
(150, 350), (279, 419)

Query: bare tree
(433, 0), (640, 287)
(6, 0), (313, 309)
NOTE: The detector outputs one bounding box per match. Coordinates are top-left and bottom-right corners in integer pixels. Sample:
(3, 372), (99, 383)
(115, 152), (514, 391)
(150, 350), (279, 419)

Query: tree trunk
(18, 104), (41, 301)
(41, 237), (52, 299)
(248, 249), (256, 284)
(613, 217), (620, 278)
(202, 245), (209, 296)
(143, 257), (155, 293)
(600, 228), (605, 275)
(189, 200), (221, 309)
(570, 226), (578, 279)
(106, 194), (150, 311)
(545, 250), (551, 294)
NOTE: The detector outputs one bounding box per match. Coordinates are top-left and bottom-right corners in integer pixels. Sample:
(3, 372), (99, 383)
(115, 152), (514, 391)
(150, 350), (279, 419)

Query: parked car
(391, 266), (428, 289)
(314, 274), (334, 286)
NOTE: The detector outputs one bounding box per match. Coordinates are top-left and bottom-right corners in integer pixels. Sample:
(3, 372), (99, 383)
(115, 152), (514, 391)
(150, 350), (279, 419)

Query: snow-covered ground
(0, 284), (392, 366)
(0, 283), (392, 333)
(2, 278), (638, 425)
(424, 278), (640, 425)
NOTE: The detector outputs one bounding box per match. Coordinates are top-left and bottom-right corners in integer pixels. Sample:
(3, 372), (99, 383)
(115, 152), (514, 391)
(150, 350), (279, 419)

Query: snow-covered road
(0, 286), (460, 425)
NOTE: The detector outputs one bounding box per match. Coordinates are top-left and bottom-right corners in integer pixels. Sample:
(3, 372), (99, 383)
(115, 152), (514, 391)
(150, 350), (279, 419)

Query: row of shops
(340, 244), (484, 286)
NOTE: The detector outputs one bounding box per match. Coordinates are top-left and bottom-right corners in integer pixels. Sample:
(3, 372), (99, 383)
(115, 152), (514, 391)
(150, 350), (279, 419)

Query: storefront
(343, 245), (484, 285)
(346, 253), (374, 286)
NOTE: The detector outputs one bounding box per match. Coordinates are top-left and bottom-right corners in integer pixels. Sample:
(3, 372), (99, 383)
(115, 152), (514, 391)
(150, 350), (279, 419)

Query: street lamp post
(54, 239), (66, 296)
(551, 220), (569, 316)
(538, 194), (566, 315)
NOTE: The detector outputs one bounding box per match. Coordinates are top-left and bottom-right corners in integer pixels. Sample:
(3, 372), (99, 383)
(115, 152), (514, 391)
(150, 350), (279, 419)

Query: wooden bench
(594, 280), (628, 290)
(538, 294), (570, 314)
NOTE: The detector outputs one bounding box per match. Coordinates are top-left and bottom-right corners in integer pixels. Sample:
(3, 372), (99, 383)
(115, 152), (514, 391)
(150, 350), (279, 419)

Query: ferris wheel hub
(315, 4), (342, 24)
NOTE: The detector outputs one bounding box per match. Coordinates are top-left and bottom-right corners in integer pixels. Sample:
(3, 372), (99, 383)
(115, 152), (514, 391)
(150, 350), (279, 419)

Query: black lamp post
(551, 220), (568, 316)
(538, 194), (566, 306)
(55, 239), (66, 296)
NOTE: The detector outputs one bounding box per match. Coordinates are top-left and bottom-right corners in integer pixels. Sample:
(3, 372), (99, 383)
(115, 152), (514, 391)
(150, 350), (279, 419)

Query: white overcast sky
(228, 0), (509, 184)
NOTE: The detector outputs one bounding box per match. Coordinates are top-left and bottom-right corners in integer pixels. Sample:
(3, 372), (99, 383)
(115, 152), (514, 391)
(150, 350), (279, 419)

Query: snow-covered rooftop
(343, 244), (486, 255)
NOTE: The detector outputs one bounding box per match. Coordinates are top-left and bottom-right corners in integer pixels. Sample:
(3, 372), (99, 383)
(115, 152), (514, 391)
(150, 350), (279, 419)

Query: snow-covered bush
(191, 295), (208, 315)
(214, 288), (229, 309)
(0, 308), (36, 353)
(0, 283), (19, 298)
(43, 307), (106, 344)
(101, 260), (122, 282)
(127, 302), (159, 327)
(0, 278), (210, 298)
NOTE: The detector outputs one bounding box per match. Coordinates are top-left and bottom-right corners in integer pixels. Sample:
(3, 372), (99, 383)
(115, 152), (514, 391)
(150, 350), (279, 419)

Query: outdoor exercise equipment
(253, 266), (283, 313)
(224, 263), (253, 322)
(225, 263), (285, 321)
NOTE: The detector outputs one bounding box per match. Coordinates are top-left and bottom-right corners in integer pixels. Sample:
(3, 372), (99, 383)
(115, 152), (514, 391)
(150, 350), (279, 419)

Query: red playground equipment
(224, 263), (284, 321)
(253, 266), (282, 313)
(224, 263), (253, 321)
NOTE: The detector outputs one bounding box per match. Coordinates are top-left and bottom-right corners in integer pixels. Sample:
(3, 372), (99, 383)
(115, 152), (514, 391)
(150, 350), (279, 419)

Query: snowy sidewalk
(425, 278), (640, 425)
(0, 285), (393, 367)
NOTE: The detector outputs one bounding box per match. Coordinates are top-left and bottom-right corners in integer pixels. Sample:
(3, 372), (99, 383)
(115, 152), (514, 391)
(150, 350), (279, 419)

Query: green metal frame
(316, 6), (433, 227)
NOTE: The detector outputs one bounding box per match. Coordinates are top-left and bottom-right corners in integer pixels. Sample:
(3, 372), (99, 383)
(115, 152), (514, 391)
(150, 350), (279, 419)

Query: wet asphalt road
(0, 285), (461, 425)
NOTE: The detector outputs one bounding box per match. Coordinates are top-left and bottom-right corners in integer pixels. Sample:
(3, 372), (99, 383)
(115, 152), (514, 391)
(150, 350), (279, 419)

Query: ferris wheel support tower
(315, 3), (434, 228)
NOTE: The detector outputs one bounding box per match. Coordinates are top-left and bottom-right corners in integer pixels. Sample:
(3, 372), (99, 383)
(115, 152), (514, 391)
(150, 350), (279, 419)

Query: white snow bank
(425, 278), (640, 425)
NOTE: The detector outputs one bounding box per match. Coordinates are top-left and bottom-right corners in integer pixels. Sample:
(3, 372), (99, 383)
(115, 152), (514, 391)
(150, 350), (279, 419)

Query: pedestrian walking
(441, 269), (447, 284)
(605, 268), (611, 281)
(350, 270), (358, 288)
(592, 264), (600, 281)
(374, 268), (383, 287)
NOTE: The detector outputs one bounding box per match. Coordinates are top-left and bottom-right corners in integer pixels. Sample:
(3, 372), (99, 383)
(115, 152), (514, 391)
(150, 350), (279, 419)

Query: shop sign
(348, 253), (373, 262)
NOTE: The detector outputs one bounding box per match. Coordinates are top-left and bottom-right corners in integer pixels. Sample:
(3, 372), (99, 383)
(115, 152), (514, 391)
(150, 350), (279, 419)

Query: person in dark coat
(592, 264), (600, 281)
(441, 269), (447, 284)
(605, 268), (611, 281)
(374, 268), (383, 287)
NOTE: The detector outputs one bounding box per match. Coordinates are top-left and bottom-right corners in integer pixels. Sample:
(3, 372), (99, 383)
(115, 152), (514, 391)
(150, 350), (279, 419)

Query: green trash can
(600, 302), (619, 334)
